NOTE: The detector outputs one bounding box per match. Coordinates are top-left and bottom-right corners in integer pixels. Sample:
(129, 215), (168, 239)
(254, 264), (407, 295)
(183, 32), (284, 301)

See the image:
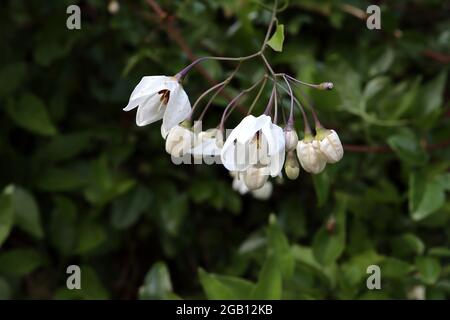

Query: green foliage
(0, 0), (449, 300)
(267, 24), (285, 52)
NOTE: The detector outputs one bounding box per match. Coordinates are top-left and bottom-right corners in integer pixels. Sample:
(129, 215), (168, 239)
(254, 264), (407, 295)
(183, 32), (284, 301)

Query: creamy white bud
(296, 138), (326, 174)
(314, 129), (344, 163)
(243, 166), (269, 190)
(165, 124), (193, 157)
(108, 0), (120, 14)
(284, 151), (300, 180)
(284, 129), (298, 152)
(251, 181), (273, 200)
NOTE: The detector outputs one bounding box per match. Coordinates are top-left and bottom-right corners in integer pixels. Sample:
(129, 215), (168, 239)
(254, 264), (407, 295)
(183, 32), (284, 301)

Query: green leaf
(267, 214), (294, 278)
(416, 256), (441, 285)
(267, 24), (285, 52)
(0, 62), (26, 98)
(420, 71), (447, 116)
(111, 185), (152, 229)
(313, 194), (347, 265)
(312, 171), (330, 207)
(139, 262), (176, 300)
(252, 255), (282, 299)
(199, 268), (255, 300)
(379, 258), (414, 279)
(368, 47), (395, 77)
(50, 197), (77, 255)
(409, 173), (445, 221)
(387, 129), (428, 166)
(12, 186), (43, 239)
(35, 165), (90, 192)
(429, 247), (450, 258)
(76, 222), (107, 254)
(6, 93), (57, 136)
(391, 233), (425, 257)
(34, 133), (92, 164)
(0, 186), (14, 247)
(0, 249), (47, 276)
(0, 276), (11, 299)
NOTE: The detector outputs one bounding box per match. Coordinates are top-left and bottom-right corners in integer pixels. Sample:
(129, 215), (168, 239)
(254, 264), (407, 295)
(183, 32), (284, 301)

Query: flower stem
(247, 74), (268, 115)
(282, 75), (294, 127)
(220, 77), (266, 129)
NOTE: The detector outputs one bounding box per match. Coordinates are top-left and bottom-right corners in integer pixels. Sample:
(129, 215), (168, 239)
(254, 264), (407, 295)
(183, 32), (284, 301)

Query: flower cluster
(123, 3), (344, 198)
(123, 71), (343, 197)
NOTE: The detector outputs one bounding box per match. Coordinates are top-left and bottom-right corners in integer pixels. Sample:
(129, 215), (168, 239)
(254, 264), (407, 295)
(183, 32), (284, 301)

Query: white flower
(190, 128), (224, 158)
(313, 129), (344, 163)
(123, 76), (191, 132)
(165, 122), (194, 157)
(251, 181), (273, 200)
(221, 115), (285, 177)
(297, 136), (326, 174)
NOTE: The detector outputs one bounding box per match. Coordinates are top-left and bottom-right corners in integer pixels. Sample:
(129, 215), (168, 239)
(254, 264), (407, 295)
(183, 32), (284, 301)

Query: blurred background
(0, 0), (449, 300)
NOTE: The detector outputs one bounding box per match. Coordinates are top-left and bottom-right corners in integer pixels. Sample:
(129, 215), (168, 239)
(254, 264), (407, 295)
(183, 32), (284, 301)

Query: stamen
(158, 89), (171, 105)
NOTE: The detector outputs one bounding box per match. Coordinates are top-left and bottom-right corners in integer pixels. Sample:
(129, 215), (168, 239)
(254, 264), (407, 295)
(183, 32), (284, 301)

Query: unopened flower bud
(314, 129), (344, 163)
(284, 151), (300, 180)
(108, 0), (120, 15)
(318, 82), (334, 90)
(232, 175), (249, 195)
(244, 166), (269, 190)
(284, 128), (298, 152)
(296, 135), (326, 174)
(251, 181), (273, 200)
(165, 122), (194, 157)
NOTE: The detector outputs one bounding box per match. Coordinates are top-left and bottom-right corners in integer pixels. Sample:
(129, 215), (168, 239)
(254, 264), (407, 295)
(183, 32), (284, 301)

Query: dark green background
(0, 0), (449, 299)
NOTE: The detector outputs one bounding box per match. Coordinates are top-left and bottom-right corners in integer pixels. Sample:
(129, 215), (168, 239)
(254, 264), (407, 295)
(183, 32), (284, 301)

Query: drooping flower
(221, 115), (286, 178)
(296, 135), (326, 174)
(313, 129), (344, 163)
(165, 121), (194, 158)
(123, 76), (191, 132)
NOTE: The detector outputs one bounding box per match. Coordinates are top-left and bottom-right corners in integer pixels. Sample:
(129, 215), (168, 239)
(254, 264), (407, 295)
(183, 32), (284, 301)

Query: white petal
(190, 138), (221, 157)
(221, 141), (250, 172)
(123, 76), (174, 111)
(319, 130), (344, 163)
(162, 84), (191, 132)
(135, 94), (165, 126)
(297, 141), (326, 174)
(161, 124), (169, 139)
(269, 149), (286, 177)
(221, 115), (258, 171)
(261, 122), (285, 156)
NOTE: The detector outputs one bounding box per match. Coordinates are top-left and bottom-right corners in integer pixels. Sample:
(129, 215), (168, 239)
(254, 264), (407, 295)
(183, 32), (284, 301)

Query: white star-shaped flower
(123, 76), (191, 132)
